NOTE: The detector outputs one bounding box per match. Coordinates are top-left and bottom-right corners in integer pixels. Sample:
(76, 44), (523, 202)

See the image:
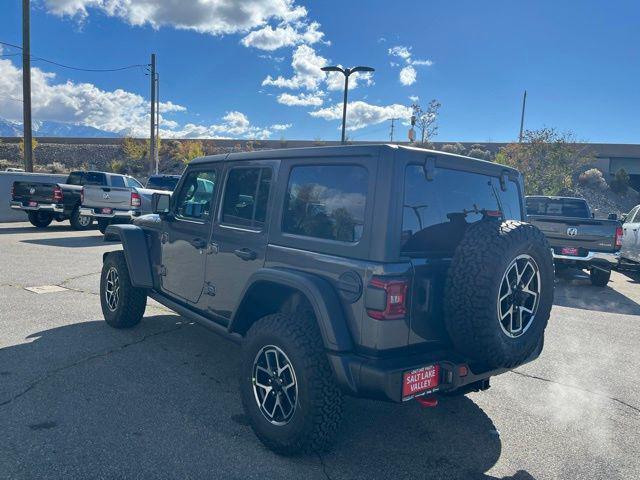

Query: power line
(0, 40), (148, 72)
(0, 94), (23, 103)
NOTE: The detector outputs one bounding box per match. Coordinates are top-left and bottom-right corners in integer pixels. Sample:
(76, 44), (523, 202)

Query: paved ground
(1, 221), (639, 480)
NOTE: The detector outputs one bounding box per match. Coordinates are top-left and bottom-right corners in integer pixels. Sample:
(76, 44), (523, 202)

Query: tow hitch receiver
(415, 396), (438, 408)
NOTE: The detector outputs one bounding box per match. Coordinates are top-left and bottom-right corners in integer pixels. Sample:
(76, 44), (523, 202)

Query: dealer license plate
(561, 247), (579, 256)
(28, 201), (37, 207)
(402, 364), (440, 400)
(101, 208), (113, 215)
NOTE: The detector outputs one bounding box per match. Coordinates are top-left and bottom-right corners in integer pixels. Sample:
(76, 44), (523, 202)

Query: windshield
(146, 176), (179, 191)
(401, 165), (522, 256)
(526, 197), (590, 218)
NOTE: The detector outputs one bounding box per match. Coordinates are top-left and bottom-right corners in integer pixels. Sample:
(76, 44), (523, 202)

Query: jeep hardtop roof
(189, 144), (520, 177)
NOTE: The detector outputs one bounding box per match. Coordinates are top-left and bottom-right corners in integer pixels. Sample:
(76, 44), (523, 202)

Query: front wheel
(590, 268), (611, 287)
(100, 251), (146, 328)
(240, 311), (343, 455)
(69, 206), (93, 230)
(27, 211), (53, 228)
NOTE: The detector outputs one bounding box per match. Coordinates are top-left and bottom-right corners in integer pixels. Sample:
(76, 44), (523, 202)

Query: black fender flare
(103, 224), (153, 288)
(229, 268), (354, 352)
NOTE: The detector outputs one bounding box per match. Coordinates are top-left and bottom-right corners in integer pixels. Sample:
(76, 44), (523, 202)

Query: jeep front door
(160, 168), (218, 303)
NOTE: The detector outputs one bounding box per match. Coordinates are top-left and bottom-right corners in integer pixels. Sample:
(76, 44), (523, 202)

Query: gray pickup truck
(79, 172), (168, 234)
(526, 196), (622, 286)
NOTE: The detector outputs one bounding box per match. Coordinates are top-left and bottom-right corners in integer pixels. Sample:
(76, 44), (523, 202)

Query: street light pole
(321, 65), (375, 145)
(22, 0), (33, 172)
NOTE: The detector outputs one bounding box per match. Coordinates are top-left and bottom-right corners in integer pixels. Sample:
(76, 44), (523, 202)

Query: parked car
(79, 172), (169, 234)
(526, 195), (622, 286)
(99, 145), (554, 454)
(10, 170), (104, 229)
(619, 204), (640, 265)
(145, 174), (181, 191)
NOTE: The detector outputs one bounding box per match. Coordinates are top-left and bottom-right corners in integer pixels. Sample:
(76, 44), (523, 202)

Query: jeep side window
(282, 165), (368, 243)
(401, 165), (522, 256)
(221, 167), (272, 229)
(174, 170), (217, 220)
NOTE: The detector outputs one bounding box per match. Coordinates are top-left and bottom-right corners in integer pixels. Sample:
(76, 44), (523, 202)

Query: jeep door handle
(234, 248), (257, 261)
(191, 238), (207, 249)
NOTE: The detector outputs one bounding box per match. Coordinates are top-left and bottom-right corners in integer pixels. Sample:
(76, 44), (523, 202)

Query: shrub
(467, 147), (493, 161)
(440, 143), (465, 155)
(610, 168), (630, 194)
(578, 168), (608, 191)
(109, 159), (127, 174)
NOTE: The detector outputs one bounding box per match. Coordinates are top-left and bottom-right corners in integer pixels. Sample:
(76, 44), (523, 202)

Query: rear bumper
(326, 343), (542, 403)
(80, 207), (140, 219)
(10, 201), (64, 213)
(553, 250), (619, 267)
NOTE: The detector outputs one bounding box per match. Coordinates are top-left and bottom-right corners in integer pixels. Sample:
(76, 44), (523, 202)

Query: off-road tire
(444, 219), (554, 369)
(240, 311), (343, 455)
(97, 218), (110, 235)
(590, 268), (611, 287)
(27, 211), (53, 228)
(69, 205), (93, 230)
(100, 251), (146, 328)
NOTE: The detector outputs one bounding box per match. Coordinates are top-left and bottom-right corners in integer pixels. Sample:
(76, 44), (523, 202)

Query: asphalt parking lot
(1, 222), (639, 480)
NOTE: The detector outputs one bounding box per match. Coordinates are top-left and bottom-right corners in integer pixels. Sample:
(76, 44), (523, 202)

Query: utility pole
(149, 53), (156, 176)
(518, 90), (527, 143)
(22, 0), (33, 172)
(389, 118), (398, 143)
(155, 73), (159, 175)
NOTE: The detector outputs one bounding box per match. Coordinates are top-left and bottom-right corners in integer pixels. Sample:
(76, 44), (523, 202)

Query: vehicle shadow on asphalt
(0, 224), (95, 234)
(553, 270), (640, 315)
(0, 314), (535, 479)
(20, 235), (108, 248)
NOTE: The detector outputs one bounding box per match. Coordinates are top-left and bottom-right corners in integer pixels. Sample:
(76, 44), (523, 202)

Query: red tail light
(11, 182), (15, 200)
(131, 191), (141, 207)
(367, 277), (409, 320)
(53, 186), (63, 203)
(80, 187), (84, 204)
(615, 226), (623, 248)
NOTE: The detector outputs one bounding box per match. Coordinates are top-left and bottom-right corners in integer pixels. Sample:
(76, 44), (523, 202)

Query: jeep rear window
(282, 165), (368, 243)
(525, 197), (590, 218)
(401, 165), (522, 256)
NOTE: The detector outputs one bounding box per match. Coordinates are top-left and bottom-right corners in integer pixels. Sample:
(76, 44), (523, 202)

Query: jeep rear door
(202, 160), (277, 321)
(160, 167), (219, 304)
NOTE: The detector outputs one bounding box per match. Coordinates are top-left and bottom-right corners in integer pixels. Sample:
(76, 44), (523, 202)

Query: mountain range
(0, 118), (119, 138)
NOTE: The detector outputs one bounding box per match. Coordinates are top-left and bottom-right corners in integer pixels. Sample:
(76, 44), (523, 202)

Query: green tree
(495, 128), (594, 195)
(19, 138), (38, 160)
(174, 140), (204, 164)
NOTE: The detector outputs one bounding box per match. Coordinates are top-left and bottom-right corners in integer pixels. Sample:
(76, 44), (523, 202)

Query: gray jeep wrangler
(100, 145), (553, 454)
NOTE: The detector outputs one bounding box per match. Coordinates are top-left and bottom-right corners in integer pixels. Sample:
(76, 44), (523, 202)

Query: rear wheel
(27, 211), (53, 228)
(590, 268), (611, 287)
(100, 251), (146, 328)
(240, 311), (343, 455)
(69, 206), (92, 230)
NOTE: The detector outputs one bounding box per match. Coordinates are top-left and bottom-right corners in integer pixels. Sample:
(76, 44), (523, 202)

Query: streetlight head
(321, 66), (344, 73)
(350, 66), (375, 73)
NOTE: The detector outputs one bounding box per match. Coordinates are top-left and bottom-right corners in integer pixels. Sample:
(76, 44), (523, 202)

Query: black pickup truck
(10, 171), (107, 229)
(526, 196), (622, 286)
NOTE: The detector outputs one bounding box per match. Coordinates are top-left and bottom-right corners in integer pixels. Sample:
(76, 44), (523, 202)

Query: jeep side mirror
(153, 192), (171, 215)
(608, 213), (618, 221)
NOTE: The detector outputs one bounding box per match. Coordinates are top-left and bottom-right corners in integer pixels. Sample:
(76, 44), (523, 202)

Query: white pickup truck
(79, 172), (171, 234)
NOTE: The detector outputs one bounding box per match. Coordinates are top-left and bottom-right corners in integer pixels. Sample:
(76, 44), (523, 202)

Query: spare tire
(443, 219), (554, 369)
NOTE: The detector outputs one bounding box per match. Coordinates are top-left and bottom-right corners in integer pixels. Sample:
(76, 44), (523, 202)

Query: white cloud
(399, 66), (417, 86)
(0, 57), (282, 139)
(388, 44), (433, 86)
(44, 0), (308, 36)
(241, 21), (325, 50)
(409, 95), (419, 102)
(262, 45), (373, 104)
(271, 123), (292, 131)
(277, 92), (324, 106)
(309, 101), (412, 131)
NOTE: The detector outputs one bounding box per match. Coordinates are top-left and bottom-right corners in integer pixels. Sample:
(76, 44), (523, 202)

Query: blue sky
(0, 0), (639, 143)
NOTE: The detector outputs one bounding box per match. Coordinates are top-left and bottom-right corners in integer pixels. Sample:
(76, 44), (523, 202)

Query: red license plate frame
(402, 364), (440, 400)
(28, 201), (37, 207)
(561, 247), (579, 256)
(101, 208), (113, 215)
